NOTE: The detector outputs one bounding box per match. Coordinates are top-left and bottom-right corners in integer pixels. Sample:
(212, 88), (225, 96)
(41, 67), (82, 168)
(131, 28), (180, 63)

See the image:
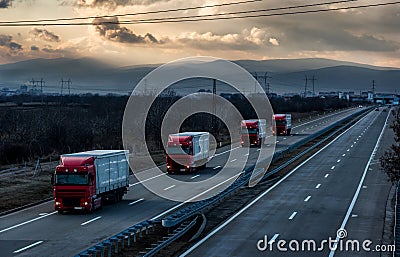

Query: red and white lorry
(272, 114), (292, 135)
(53, 150), (129, 213)
(166, 132), (210, 173)
(240, 119), (267, 146)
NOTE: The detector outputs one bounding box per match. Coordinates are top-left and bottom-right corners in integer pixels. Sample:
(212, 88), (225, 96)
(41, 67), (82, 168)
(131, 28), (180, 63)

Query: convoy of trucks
(272, 114), (292, 135)
(52, 114), (293, 213)
(166, 132), (210, 173)
(53, 150), (129, 213)
(240, 119), (267, 146)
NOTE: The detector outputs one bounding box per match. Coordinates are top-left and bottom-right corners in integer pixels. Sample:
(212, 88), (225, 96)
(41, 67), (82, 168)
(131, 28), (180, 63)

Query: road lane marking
(38, 213), (48, 216)
(325, 174), (329, 178)
(304, 196), (311, 202)
(268, 234), (279, 245)
(13, 241), (43, 253)
(362, 185), (367, 189)
(213, 166), (221, 170)
(289, 212), (297, 220)
(244, 153), (249, 156)
(163, 185), (176, 191)
(190, 175), (200, 179)
(351, 145), (354, 148)
(329, 109), (390, 257)
(180, 111), (371, 257)
(342, 154), (346, 157)
(128, 198), (144, 206)
(331, 166), (335, 170)
(230, 159), (237, 162)
(81, 216), (102, 226)
(214, 146), (240, 157)
(316, 184), (321, 189)
(337, 159), (341, 163)
(347, 149), (350, 152)
(351, 214), (358, 218)
(0, 211), (57, 234)
(129, 173), (166, 187)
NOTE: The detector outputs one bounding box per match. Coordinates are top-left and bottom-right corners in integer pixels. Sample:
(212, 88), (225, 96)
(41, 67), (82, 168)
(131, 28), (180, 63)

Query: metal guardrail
(76, 107), (371, 256)
(75, 219), (159, 257)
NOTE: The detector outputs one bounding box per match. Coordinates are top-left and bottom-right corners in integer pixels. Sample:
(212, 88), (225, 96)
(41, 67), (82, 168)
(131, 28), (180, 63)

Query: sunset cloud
(30, 28), (61, 42)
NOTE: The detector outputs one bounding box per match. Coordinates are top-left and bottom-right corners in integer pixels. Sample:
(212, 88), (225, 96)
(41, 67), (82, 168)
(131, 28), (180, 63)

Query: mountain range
(0, 57), (398, 94)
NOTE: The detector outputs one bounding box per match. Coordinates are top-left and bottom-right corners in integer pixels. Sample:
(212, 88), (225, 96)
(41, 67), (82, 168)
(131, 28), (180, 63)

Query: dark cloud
(31, 45), (39, 51)
(0, 0), (12, 8)
(92, 17), (160, 44)
(30, 28), (61, 42)
(74, 0), (168, 9)
(0, 34), (23, 52)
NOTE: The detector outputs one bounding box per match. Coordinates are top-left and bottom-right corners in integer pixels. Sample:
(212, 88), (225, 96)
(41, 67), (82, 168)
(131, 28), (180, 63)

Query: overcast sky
(0, 0), (399, 67)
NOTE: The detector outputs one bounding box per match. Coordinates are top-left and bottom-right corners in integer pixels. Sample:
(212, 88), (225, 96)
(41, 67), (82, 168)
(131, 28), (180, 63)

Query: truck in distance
(272, 114), (292, 135)
(240, 119), (267, 146)
(53, 150), (129, 213)
(166, 132), (210, 173)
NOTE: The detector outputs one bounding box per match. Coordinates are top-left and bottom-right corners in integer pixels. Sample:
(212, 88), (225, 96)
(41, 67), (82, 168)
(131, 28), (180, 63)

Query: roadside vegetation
(381, 108), (400, 183)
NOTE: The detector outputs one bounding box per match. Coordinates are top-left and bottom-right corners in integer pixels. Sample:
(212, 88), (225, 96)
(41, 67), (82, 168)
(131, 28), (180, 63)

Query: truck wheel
(287, 129), (291, 135)
(57, 210), (64, 215)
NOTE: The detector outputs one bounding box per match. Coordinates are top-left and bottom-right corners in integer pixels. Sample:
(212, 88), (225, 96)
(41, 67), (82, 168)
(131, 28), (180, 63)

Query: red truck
(53, 150), (129, 213)
(166, 132), (210, 173)
(240, 119), (267, 146)
(272, 114), (292, 135)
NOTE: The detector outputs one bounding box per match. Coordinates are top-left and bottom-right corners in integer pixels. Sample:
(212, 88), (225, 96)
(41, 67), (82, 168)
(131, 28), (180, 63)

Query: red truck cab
(272, 114), (292, 135)
(54, 156), (100, 213)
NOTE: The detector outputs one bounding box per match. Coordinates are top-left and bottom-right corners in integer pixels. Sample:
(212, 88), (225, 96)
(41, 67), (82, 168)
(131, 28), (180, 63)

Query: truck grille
(56, 189), (86, 198)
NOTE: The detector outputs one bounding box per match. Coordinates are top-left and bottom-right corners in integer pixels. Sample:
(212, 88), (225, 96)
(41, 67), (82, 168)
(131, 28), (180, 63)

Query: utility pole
(212, 79), (216, 136)
(253, 72), (271, 93)
(309, 75), (316, 97)
(40, 78), (44, 103)
(304, 75), (308, 98)
(60, 78), (64, 96)
(372, 80), (376, 95)
(66, 79), (71, 96)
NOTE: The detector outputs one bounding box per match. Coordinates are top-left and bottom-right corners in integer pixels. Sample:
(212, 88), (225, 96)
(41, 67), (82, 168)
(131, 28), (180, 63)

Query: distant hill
(0, 57), (398, 94)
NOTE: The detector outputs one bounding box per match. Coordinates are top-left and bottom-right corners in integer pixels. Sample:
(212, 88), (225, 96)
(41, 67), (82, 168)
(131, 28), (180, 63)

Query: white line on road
(244, 153), (249, 156)
(81, 216), (102, 226)
(325, 174), (329, 178)
(342, 154), (346, 157)
(128, 198), (144, 206)
(362, 185), (367, 189)
(347, 149), (350, 152)
(190, 175), (200, 179)
(38, 213), (48, 216)
(179, 113), (371, 257)
(13, 241), (43, 253)
(351, 214), (358, 218)
(329, 109), (390, 257)
(213, 166), (221, 170)
(214, 146), (240, 157)
(337, 159), (341, 163)
(268, 234), (280, 245)
(0, 211), (57, 234)
(289, 212), (297, 220)
(304, 196), (311, 202)
(316, 184), (321, 189)
(230, 159), (237, 162)
(331, 166), (335, 170)
(163, 185), (176, 191)
(351, 145), (354, 148)
(129, 173), (166, 187)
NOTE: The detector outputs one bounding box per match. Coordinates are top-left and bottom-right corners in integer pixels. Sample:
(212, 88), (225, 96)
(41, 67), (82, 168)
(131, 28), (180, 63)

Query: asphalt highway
(180, 108), (394, 257)
(0, 107), (365, 257)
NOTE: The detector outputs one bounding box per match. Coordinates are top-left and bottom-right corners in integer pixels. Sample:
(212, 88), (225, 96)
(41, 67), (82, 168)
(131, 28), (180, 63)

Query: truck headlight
(55, 201), (60, 205)
(84, 201), (88, 206)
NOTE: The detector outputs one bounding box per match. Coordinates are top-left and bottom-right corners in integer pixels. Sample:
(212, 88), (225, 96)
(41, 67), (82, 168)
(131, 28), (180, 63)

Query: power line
(3, 0), (399, 27)
(0, 0), (261, 24)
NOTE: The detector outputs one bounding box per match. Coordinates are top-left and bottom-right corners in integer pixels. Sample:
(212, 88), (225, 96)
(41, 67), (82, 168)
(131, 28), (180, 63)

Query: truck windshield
(55, 173), (88, 185)
(167, 146), (191, 155)
(275, 120), (287, 126)
(241, 128), (257, 134)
